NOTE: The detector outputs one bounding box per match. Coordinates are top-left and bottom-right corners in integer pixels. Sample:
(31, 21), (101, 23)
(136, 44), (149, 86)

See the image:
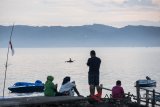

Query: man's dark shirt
(87, 56), (101, 74)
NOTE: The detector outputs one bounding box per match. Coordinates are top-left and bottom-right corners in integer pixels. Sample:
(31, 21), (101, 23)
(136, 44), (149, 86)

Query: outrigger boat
(8, 80), (44, 93)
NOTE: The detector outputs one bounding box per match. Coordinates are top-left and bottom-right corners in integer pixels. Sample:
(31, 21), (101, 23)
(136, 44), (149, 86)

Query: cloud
(112, 0), (127, 4)
(152, 0), (160, 6)
(90, 0), (127, 4)
(123, 0), (160, 7)
(0, 0), (159, 27)
(124, 0), (152, 6)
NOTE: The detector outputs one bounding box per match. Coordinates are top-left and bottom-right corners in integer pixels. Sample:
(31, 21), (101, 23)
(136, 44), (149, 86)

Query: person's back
(59, 81), (76, 96)
(87, 56), (101, 73)
(87, 50), (101, 96)
(59, 76), (81, 96)
(112, 80), (124, 99)
(44, 76), (56, 96)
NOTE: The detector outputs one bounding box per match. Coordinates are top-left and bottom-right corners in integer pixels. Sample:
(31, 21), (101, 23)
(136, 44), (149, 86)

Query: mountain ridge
(0, 24), (160, 47)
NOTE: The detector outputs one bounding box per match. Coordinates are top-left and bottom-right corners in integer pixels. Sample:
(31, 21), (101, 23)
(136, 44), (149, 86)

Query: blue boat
(135, 80), (156, 87)
(8, 80), (44, 93)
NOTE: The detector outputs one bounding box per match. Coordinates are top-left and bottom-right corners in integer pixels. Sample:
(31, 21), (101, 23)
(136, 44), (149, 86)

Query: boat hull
(8, 80), (44, 93)
(8, 86), (44, 93)
(135, 80), (156, 87)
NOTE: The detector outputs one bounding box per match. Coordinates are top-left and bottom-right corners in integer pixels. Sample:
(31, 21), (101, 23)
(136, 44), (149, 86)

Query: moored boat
(135, 79), (156, 87)
(8, 80), (44, 93)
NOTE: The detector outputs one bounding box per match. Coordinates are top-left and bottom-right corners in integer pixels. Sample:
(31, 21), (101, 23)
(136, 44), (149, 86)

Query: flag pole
(2, 24), (15, 98)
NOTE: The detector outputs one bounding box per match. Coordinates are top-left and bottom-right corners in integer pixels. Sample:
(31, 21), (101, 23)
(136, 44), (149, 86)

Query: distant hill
(0, 24), (160, 47)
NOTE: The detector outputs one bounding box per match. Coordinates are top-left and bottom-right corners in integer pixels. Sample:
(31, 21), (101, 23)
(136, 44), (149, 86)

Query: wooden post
(146, 90), (149, 107)
(136, 81), (140, 106)
(152, 89), (155, 107)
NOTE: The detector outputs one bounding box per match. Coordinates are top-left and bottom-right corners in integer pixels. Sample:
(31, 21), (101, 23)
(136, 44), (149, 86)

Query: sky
(0, 0), (160, 27)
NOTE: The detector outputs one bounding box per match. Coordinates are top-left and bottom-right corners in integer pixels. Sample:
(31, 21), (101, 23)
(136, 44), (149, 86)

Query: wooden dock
(103, 86), (160, 107)
(0, 95), (145, 107)
(0, 95), (154, 107)
(136, 85), (160, 107)
(1, 85), (160, 107)
(0, 96), (88, 107)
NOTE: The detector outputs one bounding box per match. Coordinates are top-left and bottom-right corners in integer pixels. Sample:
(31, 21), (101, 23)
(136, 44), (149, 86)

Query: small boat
(8, 80), (44, 93)
(65, 60), (74, 63)
(65, 58), (75, 63)
(135, 80), (156, 87)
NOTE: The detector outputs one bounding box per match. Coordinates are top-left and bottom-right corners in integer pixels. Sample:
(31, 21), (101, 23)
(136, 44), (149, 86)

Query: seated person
(59, 76), (82, 96)
(112, 80), (125, 99)
(44, 75), (64, 96)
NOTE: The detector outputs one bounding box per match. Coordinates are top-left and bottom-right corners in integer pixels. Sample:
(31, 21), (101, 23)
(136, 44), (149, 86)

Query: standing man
(87, 50), (101, 96)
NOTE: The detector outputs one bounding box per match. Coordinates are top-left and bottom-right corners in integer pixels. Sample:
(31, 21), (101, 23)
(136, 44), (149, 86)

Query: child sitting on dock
(59, 76), (82, 96)
(112, 80), (125, 99)
(44, 76), (56, 96)
(44, 76), (64, 96)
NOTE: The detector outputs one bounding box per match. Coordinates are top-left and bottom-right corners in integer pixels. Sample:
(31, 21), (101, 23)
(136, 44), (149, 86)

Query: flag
(9, 41), (14, 56)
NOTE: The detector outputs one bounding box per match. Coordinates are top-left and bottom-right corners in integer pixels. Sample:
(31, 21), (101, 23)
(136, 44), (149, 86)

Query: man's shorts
(88, 72), (99, 86)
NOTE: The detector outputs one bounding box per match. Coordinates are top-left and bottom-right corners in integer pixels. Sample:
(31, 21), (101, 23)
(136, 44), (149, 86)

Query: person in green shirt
(44, 76), (56, 96)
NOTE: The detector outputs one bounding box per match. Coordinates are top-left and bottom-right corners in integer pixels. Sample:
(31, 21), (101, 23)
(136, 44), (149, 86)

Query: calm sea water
(0, 47), (160, 98)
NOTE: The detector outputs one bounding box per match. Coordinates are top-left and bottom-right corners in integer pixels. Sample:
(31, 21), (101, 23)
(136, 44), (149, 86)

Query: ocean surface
(0, 47), (160, 98)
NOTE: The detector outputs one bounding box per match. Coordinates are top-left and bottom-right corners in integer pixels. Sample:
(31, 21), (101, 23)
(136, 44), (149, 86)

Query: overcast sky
(0, 0), (160, 27)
